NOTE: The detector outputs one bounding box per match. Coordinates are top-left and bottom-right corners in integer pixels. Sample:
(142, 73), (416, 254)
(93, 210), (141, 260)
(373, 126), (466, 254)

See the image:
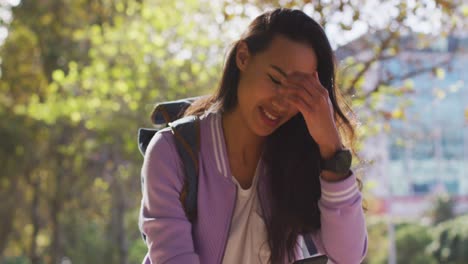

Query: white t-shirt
(222, 165), (271, 264)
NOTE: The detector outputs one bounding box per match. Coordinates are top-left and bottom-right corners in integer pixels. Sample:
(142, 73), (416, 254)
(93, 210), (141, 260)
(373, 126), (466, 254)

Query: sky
(0, 0), (464, 48)
(217, 0), (456, 49)
(0, 0), (19, 45)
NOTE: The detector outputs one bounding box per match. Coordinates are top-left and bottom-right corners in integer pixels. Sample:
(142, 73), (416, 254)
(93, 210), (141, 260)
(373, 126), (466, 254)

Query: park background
(0, 0), (467, 263)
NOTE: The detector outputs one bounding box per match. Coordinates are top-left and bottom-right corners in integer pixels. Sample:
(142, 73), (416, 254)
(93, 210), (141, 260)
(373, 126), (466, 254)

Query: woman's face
(235, 34), (318, 137)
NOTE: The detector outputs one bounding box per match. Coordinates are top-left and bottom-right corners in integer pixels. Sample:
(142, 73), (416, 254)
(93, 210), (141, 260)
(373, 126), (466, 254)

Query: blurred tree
(429, 193), (456, 225)
(362, 216), (389, 264)
(0, 0), (125, 263)
(428, 214), (468, 263)
(2, 0), (222, 263)
(393, 222), (436, 264)
(0, 0), (466, 263)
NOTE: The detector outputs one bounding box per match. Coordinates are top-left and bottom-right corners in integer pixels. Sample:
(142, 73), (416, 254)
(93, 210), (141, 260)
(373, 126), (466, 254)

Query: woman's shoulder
(145, 127), (178, 163)
(142, 127), (185, 187)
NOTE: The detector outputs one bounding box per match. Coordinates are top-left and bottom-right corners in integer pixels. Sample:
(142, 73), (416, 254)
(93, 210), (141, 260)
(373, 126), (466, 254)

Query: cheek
(238, 77), (274, 103)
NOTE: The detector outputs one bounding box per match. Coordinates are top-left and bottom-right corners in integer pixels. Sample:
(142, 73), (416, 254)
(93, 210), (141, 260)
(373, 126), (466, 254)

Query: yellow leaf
(52, 70), (65, 82)
(94, 178), (109, 191)
(116, 2), (125, 12)
(37, 233), (50, 248)
(462, 5), (468, 17)
(345, 56), (355, 65)
(392, 108), (404, 119)
(40, 14), (53, 25)
(434, 67), (445, 79)
(388, 47), (397, 56)
(364, 180), (378, 190)
(71, 112), (81, 123)
(403, 79), (414, 89)
(465, 108), (468, 121)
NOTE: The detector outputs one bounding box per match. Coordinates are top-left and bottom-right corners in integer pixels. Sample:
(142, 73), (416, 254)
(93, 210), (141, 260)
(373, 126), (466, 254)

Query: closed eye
(267, 74), (282, 85)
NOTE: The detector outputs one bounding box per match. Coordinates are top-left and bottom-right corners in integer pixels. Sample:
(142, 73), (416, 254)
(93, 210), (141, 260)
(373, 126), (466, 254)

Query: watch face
(322, 149), (352, 174)
(336, 150), (352, 173)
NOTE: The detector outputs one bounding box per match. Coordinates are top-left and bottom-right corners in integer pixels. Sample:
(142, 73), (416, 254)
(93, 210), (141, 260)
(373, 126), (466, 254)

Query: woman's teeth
(263, 108), (279, 120)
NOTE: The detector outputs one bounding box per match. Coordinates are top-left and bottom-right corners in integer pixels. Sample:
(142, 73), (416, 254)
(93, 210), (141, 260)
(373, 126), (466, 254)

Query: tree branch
(359, 54), (454, 100)
(344, 30), (400, 97)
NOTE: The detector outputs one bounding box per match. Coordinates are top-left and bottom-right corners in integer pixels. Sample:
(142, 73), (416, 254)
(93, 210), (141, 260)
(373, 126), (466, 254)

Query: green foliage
(365, 215), (468, 264)
(362, 217), (388, 264)
(1, 0), (224, 262)
(428, 215), (468, 264)
(394, 222), (436, 264)
(1, 256), (32, 264)
(0, 0), (465, 263)
(429, 194), (456, 225)
(62, 219), (111, 263)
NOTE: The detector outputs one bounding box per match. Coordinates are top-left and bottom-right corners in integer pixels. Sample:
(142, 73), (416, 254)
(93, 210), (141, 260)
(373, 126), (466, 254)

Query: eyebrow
(269, 64), (288, 78)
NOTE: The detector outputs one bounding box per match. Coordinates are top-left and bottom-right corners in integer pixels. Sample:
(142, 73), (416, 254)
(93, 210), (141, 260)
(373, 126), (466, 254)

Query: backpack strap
(304, 234), (318, 256)
(169, 115), (200, 222)
(137, 97), (200, 156)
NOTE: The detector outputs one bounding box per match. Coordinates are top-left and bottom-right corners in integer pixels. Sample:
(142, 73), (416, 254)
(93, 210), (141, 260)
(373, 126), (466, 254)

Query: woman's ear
(236, 41), (250, 72)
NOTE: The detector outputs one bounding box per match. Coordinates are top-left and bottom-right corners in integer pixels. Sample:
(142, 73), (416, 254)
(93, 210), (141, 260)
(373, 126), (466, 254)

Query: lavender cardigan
(139, 112), (367, 264)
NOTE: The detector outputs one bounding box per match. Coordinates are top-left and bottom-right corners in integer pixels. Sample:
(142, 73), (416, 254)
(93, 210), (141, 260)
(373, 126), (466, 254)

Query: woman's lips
(259, 106), (281, 127)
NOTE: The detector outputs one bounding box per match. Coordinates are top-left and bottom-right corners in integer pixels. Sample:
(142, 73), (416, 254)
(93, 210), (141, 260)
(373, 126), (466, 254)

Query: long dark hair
(185, 8), (356, 263)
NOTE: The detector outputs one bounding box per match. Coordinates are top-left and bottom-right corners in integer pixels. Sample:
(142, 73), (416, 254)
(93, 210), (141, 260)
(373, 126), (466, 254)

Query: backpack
(137, 97), (318, 256)
(138, 97), (201, 222)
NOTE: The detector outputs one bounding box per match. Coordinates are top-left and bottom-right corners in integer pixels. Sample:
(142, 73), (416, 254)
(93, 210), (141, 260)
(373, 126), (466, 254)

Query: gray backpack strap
(169, 115), (200, 222)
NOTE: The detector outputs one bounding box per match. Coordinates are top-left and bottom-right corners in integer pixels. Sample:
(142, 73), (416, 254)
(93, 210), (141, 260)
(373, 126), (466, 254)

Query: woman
(140, 8), (367, 264)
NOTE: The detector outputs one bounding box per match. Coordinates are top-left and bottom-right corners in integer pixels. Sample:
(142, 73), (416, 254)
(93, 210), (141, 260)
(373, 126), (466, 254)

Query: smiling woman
(139, 8), (367, 264)
(232, 35), (315, 137)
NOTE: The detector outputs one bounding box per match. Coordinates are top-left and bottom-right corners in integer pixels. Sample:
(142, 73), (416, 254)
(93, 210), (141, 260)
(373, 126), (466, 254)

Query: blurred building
(337, 32), (468, 219)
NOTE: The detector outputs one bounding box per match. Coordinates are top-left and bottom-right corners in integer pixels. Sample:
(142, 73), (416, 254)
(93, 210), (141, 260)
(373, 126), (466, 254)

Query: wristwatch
(321, 149), (352, 174)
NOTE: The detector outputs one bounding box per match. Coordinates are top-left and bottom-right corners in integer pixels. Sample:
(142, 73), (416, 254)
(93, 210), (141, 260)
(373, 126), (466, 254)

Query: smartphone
(293, 254), (328, 264)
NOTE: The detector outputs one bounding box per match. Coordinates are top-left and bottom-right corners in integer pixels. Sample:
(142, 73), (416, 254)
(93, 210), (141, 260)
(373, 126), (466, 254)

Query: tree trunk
(50, 166), (64, 264)
(30, 176), (41, 264)
(114, 179), (128, 264)
(0, 173), (19, 257)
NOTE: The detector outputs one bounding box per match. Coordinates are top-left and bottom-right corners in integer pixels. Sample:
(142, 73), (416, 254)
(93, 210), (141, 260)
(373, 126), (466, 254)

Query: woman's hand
(279, 71), (342, 160)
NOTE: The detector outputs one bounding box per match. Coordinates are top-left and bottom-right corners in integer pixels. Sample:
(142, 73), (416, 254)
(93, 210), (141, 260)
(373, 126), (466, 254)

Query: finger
(311, 72), (335, 114)
(285, 72), (336, 120)
(283, 89), (319, 118)
(285, 94), (314, 116)
(280, 81), (319, 110)
(286, 72), (325, 100)
(300, 72), (332, 110)
(301, 71), (329, 99)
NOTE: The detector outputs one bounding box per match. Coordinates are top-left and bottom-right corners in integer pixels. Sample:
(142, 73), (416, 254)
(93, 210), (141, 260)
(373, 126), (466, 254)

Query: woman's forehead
(260, 36), (318, 75)
(268, 63), (317, 78)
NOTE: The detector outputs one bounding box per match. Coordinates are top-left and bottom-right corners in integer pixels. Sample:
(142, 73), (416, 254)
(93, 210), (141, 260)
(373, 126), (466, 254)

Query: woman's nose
(271, 96), (290, 113)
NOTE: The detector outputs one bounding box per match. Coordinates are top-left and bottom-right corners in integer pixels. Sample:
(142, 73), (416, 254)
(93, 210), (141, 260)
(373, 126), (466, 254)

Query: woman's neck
(222, 108), (264, 168)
